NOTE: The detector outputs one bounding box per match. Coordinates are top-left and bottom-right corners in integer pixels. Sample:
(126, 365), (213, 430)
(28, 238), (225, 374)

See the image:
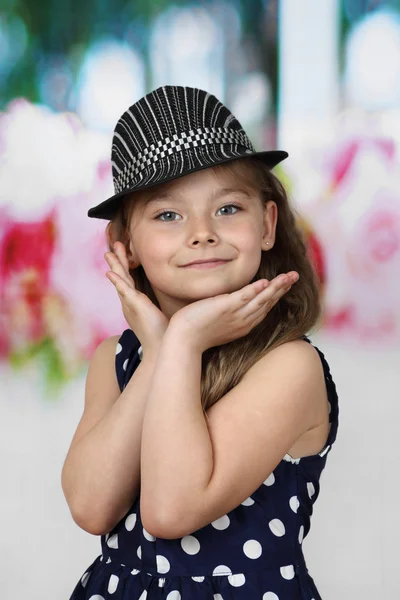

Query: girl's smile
(181, 260), (231, 269)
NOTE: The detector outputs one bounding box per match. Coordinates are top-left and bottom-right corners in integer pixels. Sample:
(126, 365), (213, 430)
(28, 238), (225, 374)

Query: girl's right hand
(104, 241), (170, 356)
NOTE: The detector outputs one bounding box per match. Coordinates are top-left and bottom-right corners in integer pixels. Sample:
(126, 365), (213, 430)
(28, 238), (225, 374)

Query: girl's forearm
(140, 325), (213, 533)
(61, 349), (159, 535)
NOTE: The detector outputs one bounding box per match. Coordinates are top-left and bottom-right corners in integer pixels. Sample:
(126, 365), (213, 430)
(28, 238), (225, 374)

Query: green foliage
(1, 0), (275, 109)
(9, 336), (83, 399)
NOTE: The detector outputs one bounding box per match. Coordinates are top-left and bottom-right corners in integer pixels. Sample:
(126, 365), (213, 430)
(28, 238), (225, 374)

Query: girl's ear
(127, 239), (141, 268)
(262, 201), (278, 246)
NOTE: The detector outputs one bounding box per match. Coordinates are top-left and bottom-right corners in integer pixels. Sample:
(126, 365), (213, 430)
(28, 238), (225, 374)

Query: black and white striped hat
(88, 86), (288, 220)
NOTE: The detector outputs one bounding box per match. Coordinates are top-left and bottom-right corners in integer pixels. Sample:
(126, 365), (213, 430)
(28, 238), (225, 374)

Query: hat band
(113, 126), (255, 194)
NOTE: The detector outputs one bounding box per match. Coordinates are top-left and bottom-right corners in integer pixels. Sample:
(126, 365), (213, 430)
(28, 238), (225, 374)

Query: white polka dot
(243, 539), (262, 559)
(81, 572), (90, 587)
(166, 592), (181, 600)
(123, 358), (129, 371)
(88, 596), (105, 600)
(263, 472), (275, 486)
(137, 545), (142, 559)
(131, 568), (140, 575)
(213, 595), (224, 600)
(211, 515), (230, 530)
(307, 482), (315, 499)
(106, 557), (111, 564)
(280, 565), (295, 580)
(263, 593), (279, 600)
(125, 513), (137, 531)
(299, 525), (304, 544)
(105, 533), (110, 541)
(158, 578), (166, 588)
(100, 555), (103, 561)
(143, 527), (156, 542)
(241, 497), (255, 506)
(192, 576), (205, 582)
(138, 346), (143, 360)
(181, 535), (200, 555)
(269, 519), (285, 537)
(319, 445), (330, 457)
(116, 343), (122, 354)
(108, 574), (119, 594)
(107, 534), (118, 549)
(283, 454), (301, 464)
(289, 496), (299, 513)
(228, 573), (246, 587)
(138, 591), (147, 600)
(213, 565), (232, 576)
(156, 554), (171, 574)
(328, 401), (331, 414)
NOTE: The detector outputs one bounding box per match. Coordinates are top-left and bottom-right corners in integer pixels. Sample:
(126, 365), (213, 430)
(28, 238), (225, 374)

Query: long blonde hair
(107, 157), (322, 413)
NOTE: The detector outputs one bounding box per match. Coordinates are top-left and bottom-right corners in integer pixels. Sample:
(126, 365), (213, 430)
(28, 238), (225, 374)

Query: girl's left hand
(169, 271), (300, 353)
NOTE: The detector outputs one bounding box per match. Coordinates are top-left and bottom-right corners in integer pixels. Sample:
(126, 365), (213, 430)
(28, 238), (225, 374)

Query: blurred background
(1, 0), (400, 598)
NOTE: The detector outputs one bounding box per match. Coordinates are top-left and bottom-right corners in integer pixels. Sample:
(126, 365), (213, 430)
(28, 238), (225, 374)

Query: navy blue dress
(69, 329), (339, 600)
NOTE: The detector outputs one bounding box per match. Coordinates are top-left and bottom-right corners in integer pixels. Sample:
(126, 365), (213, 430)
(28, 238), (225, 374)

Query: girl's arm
(140, 325), (212, 535)
(61, 336), (160, 536)
(140, 325), (323, 539)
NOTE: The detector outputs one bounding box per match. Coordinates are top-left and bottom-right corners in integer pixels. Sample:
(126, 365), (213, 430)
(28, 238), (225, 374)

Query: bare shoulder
(68, 334), (122, 449)
(91, 334), (122, 365)
(244, 336), (322, 377)
(85, 334), (122, 408)
(272, 338), (331, 453)
(241, 337), (329, 431)
(275, 338), (330, 433)
(85, 334), (122, 396)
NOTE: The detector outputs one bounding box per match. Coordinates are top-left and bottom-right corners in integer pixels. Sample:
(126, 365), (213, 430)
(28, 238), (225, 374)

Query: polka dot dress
(69, 329), (339, 600)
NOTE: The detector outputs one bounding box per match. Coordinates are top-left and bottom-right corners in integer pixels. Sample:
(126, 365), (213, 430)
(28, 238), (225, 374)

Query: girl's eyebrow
(145, 188), (251, 205)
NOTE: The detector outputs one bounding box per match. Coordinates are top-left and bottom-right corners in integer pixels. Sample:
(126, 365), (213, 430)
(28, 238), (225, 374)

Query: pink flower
(309, 132), (400, 342)
(0, 99), (127, 380)
(0, 210), (57, 356)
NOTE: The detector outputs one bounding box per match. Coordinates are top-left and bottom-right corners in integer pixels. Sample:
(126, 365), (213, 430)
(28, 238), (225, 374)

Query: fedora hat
(88, 85), (288, 220)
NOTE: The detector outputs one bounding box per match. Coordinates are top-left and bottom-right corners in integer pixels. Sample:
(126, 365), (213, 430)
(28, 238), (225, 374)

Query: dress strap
(302, 335), (339, 449)
(115, 328), (142, 392)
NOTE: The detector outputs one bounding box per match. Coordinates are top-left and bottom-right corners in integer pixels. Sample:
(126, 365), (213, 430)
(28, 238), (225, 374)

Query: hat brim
(87, 149), (288, 220)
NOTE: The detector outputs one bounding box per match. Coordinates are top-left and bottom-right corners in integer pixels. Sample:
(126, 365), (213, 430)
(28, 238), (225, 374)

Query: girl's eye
(154, 204), (242, 222)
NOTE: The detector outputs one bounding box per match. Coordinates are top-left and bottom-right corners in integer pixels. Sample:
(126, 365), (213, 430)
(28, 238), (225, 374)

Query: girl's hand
(105, 242), (169, 355)
(169, 272), (300, 353)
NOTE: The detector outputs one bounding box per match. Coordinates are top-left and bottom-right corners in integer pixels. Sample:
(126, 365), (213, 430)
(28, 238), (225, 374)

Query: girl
(62, 86), (339, 600)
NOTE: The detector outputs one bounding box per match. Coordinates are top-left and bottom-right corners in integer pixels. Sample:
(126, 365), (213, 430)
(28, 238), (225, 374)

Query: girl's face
(127, 166), (277, 320)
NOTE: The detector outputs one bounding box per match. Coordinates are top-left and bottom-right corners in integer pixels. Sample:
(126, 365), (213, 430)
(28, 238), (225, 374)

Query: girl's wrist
(140, 342), (162, 364)
(165, 318), (205, 354)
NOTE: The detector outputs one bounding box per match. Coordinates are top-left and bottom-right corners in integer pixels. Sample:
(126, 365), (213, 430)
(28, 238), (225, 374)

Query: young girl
(62, 85), (339, 600)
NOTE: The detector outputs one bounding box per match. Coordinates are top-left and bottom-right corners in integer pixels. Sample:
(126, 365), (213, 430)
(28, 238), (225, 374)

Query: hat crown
(111, 86), (254, 182)
(87, 85), (288, 220)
